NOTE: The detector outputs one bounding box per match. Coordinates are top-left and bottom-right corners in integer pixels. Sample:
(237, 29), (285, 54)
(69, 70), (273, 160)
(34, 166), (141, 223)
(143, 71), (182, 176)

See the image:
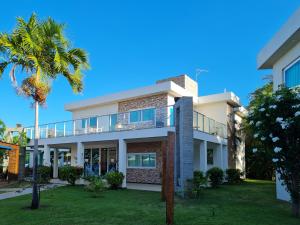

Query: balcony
(193, 111), (227, 138)
(24, 106), (227, 140)
(25, 106), (175, 140)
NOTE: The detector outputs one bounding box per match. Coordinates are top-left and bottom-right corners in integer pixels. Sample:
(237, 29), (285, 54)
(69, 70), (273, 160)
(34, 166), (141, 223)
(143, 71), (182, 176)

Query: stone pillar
(43, 145), (51, 167)
(200, 140), (207, 172)
(77, 142), (84, 167)
(174, 97), (193, 194)
(53, 149), (58, 178)
(118, 139), (127, 188)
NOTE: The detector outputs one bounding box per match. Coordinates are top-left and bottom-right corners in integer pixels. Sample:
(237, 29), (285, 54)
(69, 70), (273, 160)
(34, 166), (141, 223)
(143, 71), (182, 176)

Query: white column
(193, 142), (200, 171)
(118, 139), (127, 188)
(43, 145), (51, 166)
(53, 149), (58, 178)
(200, 140), (207, 172)
(214, 144), (224, 170)
(77, 142), (84, 167)
(222, 145), (228, 171)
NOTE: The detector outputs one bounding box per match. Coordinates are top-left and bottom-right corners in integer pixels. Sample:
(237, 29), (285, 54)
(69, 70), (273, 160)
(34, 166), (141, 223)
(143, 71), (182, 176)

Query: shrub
(59, 166), (83, 185)
(37, 166), (51, 184)
(85, 176), (106, 197)
(186, 170), (207, 198)
(226, 169), (242, 184)
(206, 167), (224, 188)
(105, 171), (124, 189)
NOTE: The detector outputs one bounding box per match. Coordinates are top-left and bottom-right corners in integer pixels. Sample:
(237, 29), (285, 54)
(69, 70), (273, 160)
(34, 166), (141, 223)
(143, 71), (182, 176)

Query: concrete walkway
(127, 183), (161, 192)
(0, 183), (65, 200)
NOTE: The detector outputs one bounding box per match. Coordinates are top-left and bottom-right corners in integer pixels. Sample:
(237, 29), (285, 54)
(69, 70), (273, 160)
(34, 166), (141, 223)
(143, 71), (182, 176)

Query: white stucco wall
(195, 102), (228, 124)
(71, 103), (118, 120)
(273, 42), (300, 90)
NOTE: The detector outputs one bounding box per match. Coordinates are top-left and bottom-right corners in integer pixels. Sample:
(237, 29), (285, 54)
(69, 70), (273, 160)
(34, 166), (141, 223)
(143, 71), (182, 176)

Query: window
(284, 58), (300, 88)
(129, 110), (141, 123)
(89, 117), (97, 128)
(129, 108), (155, 123)
(127, 153), (156, 168)
(82, 119), (88, 128)
(207, 148), (214, 165)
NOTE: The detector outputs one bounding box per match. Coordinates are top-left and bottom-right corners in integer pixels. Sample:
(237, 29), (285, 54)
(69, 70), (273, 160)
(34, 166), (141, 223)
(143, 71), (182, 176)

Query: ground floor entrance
(84, 147), (117, 176)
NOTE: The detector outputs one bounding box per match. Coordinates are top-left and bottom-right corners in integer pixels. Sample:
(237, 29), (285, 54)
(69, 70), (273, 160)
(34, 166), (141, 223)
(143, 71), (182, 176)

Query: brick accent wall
(126, 141), (163, 184)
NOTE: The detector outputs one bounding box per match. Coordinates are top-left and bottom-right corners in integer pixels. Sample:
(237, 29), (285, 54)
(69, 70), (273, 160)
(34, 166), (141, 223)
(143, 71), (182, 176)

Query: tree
(0, 119), (6, 140)
(247, 86), (300, 217)
(0, 14), (89, 209)
(243, 82), (275, 180)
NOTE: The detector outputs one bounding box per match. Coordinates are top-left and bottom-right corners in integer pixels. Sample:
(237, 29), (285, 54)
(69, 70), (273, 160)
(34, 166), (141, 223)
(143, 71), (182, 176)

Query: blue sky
(0, 0), (299, 127)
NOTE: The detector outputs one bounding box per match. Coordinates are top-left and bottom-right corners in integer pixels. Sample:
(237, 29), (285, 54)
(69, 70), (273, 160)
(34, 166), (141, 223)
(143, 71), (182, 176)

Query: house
(25, 74), (245, 191)
(0, 141), (20, 180)
(257, 7), (300, 201)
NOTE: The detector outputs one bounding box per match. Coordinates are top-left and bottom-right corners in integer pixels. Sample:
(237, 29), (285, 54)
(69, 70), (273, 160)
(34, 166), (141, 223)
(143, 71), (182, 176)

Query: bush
(206, 167), (224, 188)
(226, 169), (242, 184)
(59, 166), (83, 185)
(37, 166), (51, 184)
(85, 176), (106, 197)
(186, 170), (207, 198)
(105, 171), (124, 189)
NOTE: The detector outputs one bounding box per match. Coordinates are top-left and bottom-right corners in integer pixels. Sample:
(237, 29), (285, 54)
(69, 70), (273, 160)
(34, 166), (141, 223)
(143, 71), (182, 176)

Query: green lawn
(0, 179), (299, 225)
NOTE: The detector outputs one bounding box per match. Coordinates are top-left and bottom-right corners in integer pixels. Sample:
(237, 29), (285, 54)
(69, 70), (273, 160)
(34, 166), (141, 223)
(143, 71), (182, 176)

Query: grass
(0, 179), (299, 225)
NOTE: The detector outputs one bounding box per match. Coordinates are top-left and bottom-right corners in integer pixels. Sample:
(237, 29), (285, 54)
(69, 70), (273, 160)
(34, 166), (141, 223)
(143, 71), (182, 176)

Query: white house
(25, 74), (245, 191)
(257, 7), (300, 201)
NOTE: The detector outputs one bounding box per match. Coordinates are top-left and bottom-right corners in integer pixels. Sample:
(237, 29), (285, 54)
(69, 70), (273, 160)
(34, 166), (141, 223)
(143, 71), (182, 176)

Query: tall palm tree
(0, 14), (89, 209)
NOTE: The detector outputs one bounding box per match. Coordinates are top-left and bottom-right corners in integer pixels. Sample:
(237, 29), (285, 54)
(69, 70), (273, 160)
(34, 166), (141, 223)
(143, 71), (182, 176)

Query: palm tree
(0, 14), (89, 209)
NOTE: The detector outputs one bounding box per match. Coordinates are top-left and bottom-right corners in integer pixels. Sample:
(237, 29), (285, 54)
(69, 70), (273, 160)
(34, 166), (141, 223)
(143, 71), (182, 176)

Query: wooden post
(161, 140), (167, 201)
(166, 132), (175, 225)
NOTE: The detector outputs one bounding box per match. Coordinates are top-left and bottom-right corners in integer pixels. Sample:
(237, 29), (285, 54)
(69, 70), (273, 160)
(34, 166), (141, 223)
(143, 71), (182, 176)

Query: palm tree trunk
(31, 101), (39, 209)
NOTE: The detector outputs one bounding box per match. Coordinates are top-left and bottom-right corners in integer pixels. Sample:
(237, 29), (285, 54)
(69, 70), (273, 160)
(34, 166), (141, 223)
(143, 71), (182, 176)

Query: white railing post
(63, 122), (66, 137)
(54, 124), (57, 137)
(96, 117), (99, 132)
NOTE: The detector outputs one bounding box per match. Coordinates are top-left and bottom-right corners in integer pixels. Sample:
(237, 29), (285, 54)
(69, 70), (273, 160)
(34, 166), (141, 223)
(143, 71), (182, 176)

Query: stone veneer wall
(126, 141), (162, 184)
(118, 93), (168, 112)
(117, 94), (169, 130)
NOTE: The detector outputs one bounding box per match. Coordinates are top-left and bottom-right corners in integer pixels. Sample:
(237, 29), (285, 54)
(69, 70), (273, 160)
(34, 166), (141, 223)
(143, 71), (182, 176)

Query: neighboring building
(257, 7), (300, 201)
(0, 141), (20, 180)
(25, 74), (245, 191)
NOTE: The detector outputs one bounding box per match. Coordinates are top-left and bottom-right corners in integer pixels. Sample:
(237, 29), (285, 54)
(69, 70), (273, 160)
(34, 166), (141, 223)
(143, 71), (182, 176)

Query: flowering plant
(247, 86), (300, 217)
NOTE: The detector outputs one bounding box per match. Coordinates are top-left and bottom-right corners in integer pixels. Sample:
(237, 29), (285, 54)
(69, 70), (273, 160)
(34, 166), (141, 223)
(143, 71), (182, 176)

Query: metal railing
(193, 111), (227, 138)
(25, 106), (175, 140)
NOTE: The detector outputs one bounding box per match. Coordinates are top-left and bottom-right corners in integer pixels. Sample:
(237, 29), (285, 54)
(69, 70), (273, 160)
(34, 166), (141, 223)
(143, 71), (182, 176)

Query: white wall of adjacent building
(273, 42), (300, 90)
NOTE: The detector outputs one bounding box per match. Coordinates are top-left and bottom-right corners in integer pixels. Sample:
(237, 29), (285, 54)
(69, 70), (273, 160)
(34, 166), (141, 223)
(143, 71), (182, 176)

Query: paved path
(0, 183), (65, 200)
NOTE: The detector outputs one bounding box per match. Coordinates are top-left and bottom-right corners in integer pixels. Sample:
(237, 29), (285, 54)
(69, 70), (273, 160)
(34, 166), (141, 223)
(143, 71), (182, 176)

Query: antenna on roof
(195, 68), (208, 84)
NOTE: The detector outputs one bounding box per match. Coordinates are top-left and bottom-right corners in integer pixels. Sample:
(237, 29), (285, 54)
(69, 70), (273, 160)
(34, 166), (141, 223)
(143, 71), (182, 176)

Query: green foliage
(0, 13), (90, 104)
(0, 119), (6, 140)
(226, 169), (242, 184)
(85, 176), (106, 197)
(187, 170), (207, 198)
(247, 86), (300, 216)
(206, 167), (224, 188)
(243, 82), (275, 180)
(105, 171), (124, 189)
(59, 166), (83, 185)
(37, 166), (51, 184)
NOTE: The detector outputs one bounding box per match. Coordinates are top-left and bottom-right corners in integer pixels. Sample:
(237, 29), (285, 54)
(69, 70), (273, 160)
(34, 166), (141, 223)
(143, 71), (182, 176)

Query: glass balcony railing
(193, 111), (227, 138)
(25, 106), (175, 140)
(24, 107), (227, 140)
